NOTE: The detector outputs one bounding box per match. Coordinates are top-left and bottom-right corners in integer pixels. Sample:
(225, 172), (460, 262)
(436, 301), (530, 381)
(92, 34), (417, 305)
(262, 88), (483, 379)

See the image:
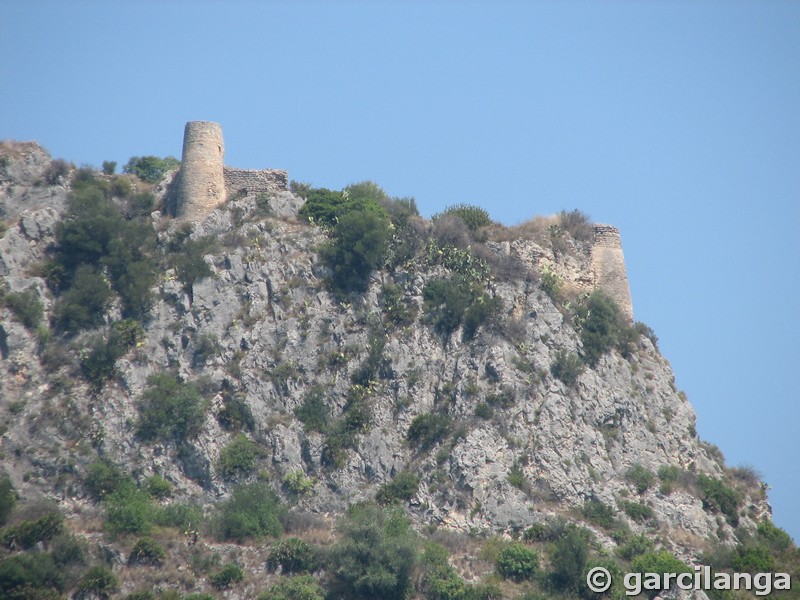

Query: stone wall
(174, 121), (226, 221)
(223, 167), (288, 199)
(591, 224), (633, 322)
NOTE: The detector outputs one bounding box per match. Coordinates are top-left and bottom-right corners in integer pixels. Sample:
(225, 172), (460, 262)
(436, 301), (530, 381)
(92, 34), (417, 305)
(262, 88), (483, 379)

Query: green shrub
(380, 282), (418, 327)
(218, 392), (255, 432)
(696, 474), (740, 526)
(52, 265), (112, 332)
(407, 413), (451, 451)
(625, 463), (656, 494)
(619, 499), (655, 523)
(294, 386), (329, 433)
(549, 525), (591, 592)
(170, 235), (216, 299)
(617, 533), (655, 561)
(298, 187), (347, 228)
(192, 332), (219, 367)
(136, 373), (208, 444)
(550, 349), (583, 386)
(581, 499), (617, 530)
(0, 552), (64, 598)
(634, 321), (659, 351)
(1, 510), (64, 549)
(283, 470), (314, 496)
(630, 552), (691, 598)
(435, 204), (493, 233)
(423, 277), (497, 341)
(731, 543), (774, 573)
(104, 485), (154, 536)
(145, 474), (173, 499)
(217, 434), (258, 480)
(267, 538), (319, 574)
(123, 155), (180, 183)
(86, 459), (130, 500)
(0, 475), (16, 526)
(474, 402), (493, 420)
(51, 532), (88, 567)
(496, 542), (538, 581)
(129, 537), (167, 566)
(576, 290), (627, 366)
(376, 471), (420, 505)
(75, 565), (118, 599)
(259, 574), (325, 600)
(214, 482), (285, 542)
(210, 562), (244, 589)
(486, 386), (515, 409)
(319, 208), (391, 294)
(755, 519), (793, 552)
(44, 158), (72, 184)
(153, 501), (203, 530)
(3, 289), (43, 330)
(330, 502), (418, 600)
(540, 264), (562, 301)
(421, 543), (467, 600)
(507, 462), (526, 490)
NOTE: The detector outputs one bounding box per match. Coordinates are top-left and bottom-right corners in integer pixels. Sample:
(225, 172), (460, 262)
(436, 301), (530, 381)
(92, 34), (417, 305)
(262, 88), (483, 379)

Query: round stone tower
(175, 121), (225, 221)
(591, 225), (634, 323)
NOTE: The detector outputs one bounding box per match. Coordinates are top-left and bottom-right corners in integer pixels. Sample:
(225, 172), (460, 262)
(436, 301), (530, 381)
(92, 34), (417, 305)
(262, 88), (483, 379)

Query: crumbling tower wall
(174, 121), (225, 221)
(591, 224), (634, 322)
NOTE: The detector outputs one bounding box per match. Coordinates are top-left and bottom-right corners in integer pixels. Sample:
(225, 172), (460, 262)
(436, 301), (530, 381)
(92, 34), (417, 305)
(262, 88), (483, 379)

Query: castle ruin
(173, 121), (287, 221)
(591, 225), (633, 322)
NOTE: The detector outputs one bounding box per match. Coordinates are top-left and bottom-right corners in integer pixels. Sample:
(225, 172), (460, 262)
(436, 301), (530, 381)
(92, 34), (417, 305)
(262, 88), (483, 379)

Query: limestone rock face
(0, 146), (771, 573)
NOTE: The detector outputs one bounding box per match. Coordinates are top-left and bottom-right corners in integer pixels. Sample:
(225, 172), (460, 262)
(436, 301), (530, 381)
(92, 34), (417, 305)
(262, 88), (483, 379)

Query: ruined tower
(175, 121), (225, 221)
(591, 225), (634, 323)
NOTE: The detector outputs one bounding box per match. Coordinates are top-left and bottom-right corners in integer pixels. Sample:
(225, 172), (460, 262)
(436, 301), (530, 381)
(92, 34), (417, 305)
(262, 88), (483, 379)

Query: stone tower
(591, 225), (634, 323)
(175, 121), (225, 221)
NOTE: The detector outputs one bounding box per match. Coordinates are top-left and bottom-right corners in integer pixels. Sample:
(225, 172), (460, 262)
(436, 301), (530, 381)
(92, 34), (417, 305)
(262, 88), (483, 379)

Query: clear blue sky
(2, 1), (798, 541)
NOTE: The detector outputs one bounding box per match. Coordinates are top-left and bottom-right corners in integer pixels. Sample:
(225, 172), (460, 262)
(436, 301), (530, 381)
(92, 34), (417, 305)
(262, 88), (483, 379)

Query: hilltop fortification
(173, 121), (287, 220)
(592, 224), (633, 322)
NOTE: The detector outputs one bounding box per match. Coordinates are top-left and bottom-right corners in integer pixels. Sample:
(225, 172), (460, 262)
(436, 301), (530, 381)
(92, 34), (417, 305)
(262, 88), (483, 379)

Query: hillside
(0, 140), (796, 599)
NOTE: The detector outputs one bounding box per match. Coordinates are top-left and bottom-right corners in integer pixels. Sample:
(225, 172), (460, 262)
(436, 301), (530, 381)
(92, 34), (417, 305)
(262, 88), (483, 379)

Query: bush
(267, 538), (319, 574)
(474, 402), (493, 420)
(330, 503), (418, 600)
(630, 552), (691, 598)
(0, 476), (16, 526)
(407, 413), (451, 451)
(731, 543), (774, 573)
(217, 434), (258, 480)
(496, 542), (538, 581)
(577, 291), (626, 366)
(625, 463), (656, 494)
(86, 459), (130, 500)
(507, 462), (526, 490)
(136, 373), (208, 444)
(214, 482), (285, 542)
(435, 203), (493, 233)
(376, 471), (420, 505)
(3, 289), (43, 330)
(294, 386), (329, 433)
(549, 525), (591, 592)
(0, 552), (64, 598)
(51, 532), (87, 567)
(210, 562), (244, 589)
(421, 543), (467, 600)
(1, 510), (64, 549)
(557, 209), (593, 242)
(170, 235), (216, 299)
(44, 158), (71, 184)
(696, 474), (740, 526)
(617, 533), (655, 561)
(129, 537), (167, 566)
(217, 392), (255, 432)
(283, 470), (314, 496)
(259, 574), (325, 600)
(153, 501), (203, 531)
(320, 208), (391, 294)
(380, 282), (418, 327)
(755, 519), (793, 552)
(104, 485), (154, 536)
(581, 499), (617, 530)
(619, 499), (655, 523)
(52, 265), (112, 332)
(145, 474), (173, 499)
(123, 155), (179, 183)
(75, 565), (118, 599)
(550, 349), (583, 386)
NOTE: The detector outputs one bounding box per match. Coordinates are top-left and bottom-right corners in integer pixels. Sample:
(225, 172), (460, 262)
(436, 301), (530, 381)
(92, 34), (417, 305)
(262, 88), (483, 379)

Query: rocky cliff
(0, 142), (788, 599)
